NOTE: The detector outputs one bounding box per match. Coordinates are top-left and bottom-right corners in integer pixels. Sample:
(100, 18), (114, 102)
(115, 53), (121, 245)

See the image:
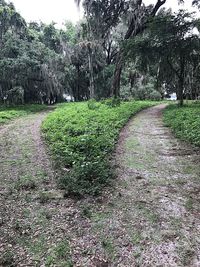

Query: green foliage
(0, 2), (67, 105)
(163, 103), (200, 146)
(45, 240), (72, 267)
(102, 97), (121, 107)
(149, 90), (162, 101)
(87, 99), (101, 110)
(38, 191), (52, 204)
(101, 237), (115, 259)
(95, 65), (116, 99)
(15, 175), (37, 190)
(125, 10), (200, 103)
(0, 104), (47, 124)
(42, 101), (155, 195)
(120, 85), (132, 99)
(134, 85), (152, 100)
(131, 82), (162, 101)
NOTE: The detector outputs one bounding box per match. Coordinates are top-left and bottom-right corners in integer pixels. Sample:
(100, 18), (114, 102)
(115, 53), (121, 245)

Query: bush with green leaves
(42, 101), (156, 195)
(87, 99), (101, 110)
(149, 90), (162, 101)
(102, 97), (121, 107)
(120, 85), (132, 99)
(163, 103), (200, 146)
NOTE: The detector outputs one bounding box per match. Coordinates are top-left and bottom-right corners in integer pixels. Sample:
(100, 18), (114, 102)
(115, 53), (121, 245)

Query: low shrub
(42, 101), (156, 195)
(149, 90), (162, 101)
(103, 97), (121, 107)
(87, 99), (101, 110)
(163, 103), (200, 146)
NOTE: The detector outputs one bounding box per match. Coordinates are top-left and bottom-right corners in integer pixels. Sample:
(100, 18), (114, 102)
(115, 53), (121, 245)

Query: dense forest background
(0, 0), (200, 105)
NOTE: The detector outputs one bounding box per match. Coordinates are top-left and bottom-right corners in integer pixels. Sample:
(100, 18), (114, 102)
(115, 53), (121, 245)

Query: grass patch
(15, 175), (37, 190)
(136, 201), (159, 224)
(131, 231), (143, 245)
(16, 235), (72, 266)
(101, 237), (116, 260)
(0, 104), (48, 124)
(46, 240), (72, 267)
(38, 190), (63, 203)
(185, 198), (194, 210)
(163, 102), (200, 146)
(42, 100), (157, 195)
(14, 171), (49, 191)
(38, 191), (53, 204)
(80, 205), (93, 219)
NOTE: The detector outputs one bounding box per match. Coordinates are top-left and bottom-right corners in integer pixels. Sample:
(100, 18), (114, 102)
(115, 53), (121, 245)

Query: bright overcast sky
(5, 0), (199, 28)
(6, 0), (82, 26)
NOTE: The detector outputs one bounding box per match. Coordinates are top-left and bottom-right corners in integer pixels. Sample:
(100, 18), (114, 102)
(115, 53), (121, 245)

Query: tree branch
(151, 0), (167, 17)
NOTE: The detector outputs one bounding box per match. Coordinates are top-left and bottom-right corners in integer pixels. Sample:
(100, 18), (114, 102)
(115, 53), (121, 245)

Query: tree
(75, 0), (200, 98)
(125, 10), (200, 105)
(111, 0), (167, 97)
(0, 1), (66, 105)
(75, 0), (127, 98)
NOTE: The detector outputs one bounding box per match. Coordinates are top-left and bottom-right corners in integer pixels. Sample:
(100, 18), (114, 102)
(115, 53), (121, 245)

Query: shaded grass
(163, 102), (200, 146)
(45, 240), (72, 267)
(0, 104), (48, 124)
(42, 101), (157, 195)
(16, 235), (72, 267)
(101, 237), (116, 260)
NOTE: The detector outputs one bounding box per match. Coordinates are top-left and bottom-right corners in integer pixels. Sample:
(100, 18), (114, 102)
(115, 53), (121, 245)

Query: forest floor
(0, 104), (200, 267)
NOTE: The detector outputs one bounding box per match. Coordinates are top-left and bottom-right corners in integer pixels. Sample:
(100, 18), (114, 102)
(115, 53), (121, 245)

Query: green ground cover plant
(163, 102), (200, 146)
(0, 104), (48, 124)
(42, 100), (156, 195)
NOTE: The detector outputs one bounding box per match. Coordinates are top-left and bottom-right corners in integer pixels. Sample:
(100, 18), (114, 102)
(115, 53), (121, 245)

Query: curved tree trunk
(111, 0), (166, 98)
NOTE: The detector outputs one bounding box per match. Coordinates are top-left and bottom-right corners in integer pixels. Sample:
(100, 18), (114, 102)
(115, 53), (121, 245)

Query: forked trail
(0, 104), (199, 266)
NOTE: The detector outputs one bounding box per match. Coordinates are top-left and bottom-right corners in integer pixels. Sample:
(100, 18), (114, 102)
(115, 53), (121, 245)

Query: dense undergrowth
(42, 100), (156, 195)
(163, 102), (200, 146)
(0, 104), (48, 124)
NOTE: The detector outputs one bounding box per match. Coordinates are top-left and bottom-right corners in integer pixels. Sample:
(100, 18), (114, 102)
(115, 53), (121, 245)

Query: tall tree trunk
(178, 77), (184, 106)
(75, 64), (81, 101)
(178, 55), (185, 106)
(111, 0), (166, 98)
(88, 44), (95, 99)
(85, 5), (95, 100)
(112, 52), (124, 97)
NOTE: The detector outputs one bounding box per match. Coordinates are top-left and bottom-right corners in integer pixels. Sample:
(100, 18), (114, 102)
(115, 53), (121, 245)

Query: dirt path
(0, 105), (200, 267)
(0, 112), (62, 266)
(111, 104), (200, 266)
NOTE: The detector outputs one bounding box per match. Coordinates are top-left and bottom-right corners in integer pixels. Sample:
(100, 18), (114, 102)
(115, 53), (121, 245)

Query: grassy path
(0, 112), (64, 266)
(0, 104), (200, 266)
(0, 112), (54, 190)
